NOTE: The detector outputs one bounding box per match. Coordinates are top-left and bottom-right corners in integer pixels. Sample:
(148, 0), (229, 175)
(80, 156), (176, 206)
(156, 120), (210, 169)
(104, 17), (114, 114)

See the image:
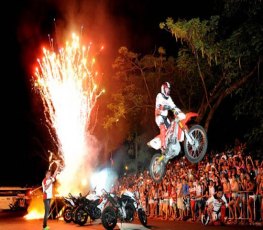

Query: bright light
(24, 191), (44, 220)
(90, 168), (118, 195)
(33, 33), (105, 195)
(81, 178), (87, 187)
(24, 210), (43, 220)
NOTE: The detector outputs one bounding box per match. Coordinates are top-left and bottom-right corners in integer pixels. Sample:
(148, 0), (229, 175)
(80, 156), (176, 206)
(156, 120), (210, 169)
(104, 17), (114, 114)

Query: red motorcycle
(148, 110), (208, 183)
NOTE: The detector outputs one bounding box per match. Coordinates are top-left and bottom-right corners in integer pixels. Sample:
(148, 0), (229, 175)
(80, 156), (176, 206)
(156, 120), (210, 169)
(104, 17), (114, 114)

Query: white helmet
(161, 82), (171, 97)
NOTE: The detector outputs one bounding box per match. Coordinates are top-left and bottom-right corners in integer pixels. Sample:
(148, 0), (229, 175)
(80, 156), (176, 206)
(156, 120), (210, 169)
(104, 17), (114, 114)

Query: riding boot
(160, 124), (166, 153)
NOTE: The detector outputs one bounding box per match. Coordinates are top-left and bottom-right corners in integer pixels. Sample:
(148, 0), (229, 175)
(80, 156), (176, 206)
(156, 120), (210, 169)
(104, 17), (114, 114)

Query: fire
(25, 33), (104, 219)
(24, 209), (43, 220)
(25, 34), (105, 219)
(24, 188), (44, 220)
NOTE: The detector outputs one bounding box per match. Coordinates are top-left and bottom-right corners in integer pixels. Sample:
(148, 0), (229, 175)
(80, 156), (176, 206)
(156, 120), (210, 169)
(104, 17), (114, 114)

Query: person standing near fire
(42, 168), (59, 230)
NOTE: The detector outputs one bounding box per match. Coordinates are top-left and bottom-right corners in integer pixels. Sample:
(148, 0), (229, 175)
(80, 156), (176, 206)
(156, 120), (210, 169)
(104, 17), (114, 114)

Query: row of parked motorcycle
(61, 188), (148, 230)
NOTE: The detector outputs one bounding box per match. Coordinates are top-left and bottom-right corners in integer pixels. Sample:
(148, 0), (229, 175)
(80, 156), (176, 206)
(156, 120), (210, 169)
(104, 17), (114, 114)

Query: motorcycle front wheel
(184, 125), (208, 163)
(101, 206), (117, 230)
(125, 203), (135, 222)
(72, 206), (79, 224)
(138, 208), (147, 227)
(63, 206), (73, 223)
(75, 207), (88, 226)
(149, 153), (166, 183)
(89, 204), (101, 220)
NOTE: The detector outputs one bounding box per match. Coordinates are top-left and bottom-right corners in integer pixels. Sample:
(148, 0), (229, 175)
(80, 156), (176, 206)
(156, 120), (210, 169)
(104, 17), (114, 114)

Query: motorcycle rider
(155, 82), (185, 153)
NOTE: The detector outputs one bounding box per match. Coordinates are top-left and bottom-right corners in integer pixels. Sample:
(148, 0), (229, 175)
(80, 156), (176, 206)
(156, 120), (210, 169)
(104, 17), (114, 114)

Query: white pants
(155, 115), (170, 128)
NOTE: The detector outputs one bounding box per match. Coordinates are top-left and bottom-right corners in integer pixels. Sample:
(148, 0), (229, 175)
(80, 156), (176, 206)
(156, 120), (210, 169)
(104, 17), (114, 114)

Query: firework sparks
(34, 33), (104, 195)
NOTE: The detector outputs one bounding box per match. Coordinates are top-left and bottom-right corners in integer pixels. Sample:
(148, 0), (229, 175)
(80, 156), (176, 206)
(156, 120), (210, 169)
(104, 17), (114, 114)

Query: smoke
(56, 134), (102, 195)
(16, 0), (133, 164)
(90, 167), (118, 195)
(17, 0), (131, 76)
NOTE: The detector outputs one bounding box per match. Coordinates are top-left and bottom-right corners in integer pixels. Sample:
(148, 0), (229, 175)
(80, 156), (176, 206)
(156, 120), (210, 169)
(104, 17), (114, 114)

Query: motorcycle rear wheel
(184, 125), (208, 163)
(101, 206), (117, 230)
(149, 153), (166, 183)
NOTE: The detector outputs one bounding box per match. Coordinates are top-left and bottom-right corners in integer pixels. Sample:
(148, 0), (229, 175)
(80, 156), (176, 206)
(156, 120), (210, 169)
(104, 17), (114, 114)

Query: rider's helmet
(161, 82), (171, 98)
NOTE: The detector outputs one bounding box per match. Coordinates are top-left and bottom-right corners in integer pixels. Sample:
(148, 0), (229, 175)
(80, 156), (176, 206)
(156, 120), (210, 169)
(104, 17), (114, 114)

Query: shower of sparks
(34, 33), (105, 195)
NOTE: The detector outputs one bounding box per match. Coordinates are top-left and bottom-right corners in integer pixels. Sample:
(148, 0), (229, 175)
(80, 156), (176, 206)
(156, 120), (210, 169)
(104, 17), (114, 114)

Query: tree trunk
(135, 131), (138, 173)
(195, 51), (211, 109)
(204, 61), (260, 131)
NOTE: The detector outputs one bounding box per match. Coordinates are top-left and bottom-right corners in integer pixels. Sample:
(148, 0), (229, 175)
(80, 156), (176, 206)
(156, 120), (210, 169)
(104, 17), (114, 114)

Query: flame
(26, 33), (105, 219)
(24, 210), (43, 220)
(24, 190), (44, 220)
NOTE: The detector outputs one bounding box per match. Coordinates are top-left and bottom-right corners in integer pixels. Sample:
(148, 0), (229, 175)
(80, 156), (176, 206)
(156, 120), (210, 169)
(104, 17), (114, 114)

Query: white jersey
(155, 93), (176, 117)
(42, 177), (55, 199)
(206, 194), (228, 212)
(195, 184), (203, 200)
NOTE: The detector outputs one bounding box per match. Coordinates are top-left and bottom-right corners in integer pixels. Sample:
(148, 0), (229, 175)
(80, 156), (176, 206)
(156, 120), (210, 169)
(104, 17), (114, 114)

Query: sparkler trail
(34, 33), (105, 195)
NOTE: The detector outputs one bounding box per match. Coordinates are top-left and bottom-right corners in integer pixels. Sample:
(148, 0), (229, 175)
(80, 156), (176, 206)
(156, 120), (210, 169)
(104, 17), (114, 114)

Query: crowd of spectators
(112, 140), (263, 226)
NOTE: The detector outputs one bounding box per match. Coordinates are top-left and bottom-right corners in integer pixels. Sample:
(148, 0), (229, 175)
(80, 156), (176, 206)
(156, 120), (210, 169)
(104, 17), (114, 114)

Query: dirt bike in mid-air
(148, 110), (208, 183)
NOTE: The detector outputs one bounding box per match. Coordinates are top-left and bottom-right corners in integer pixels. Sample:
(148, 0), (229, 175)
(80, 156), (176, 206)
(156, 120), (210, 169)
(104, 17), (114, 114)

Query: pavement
(0, 210), (262, 230)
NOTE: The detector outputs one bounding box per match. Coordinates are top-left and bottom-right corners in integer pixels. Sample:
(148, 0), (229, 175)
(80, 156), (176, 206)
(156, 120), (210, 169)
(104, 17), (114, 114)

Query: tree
(102, 47), (178, 167)
(103, 46), (178, 131)
(102, 0), (263, 157)
(159, 0), (262, 134)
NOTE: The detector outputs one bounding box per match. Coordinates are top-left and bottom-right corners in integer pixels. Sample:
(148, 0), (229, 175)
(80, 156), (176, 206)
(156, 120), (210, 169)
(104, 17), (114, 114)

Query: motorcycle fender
(68, 199), (74, 206)
(147, 136), (161, 150)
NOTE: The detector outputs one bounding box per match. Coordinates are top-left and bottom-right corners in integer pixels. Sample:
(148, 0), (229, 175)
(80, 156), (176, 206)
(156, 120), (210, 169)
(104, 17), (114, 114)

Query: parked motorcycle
(148, 110), (208, 183)
(74, 190), (108, 226)
(62, 193), (86, 223)
(101, 189), (136, 230)
(101, 188), (147, 229)
(122, 189), (147, 227)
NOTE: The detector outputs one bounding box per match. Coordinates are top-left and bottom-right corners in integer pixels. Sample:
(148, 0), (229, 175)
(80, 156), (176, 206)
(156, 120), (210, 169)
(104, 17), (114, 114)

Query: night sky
(1, 0), (239, 186)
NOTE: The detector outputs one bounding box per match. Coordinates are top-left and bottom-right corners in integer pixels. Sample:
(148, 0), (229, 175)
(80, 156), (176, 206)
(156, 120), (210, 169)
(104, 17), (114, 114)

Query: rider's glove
(178, 112), (186, 120)
(173, 107), (181, 115)
(163, 105), (171, 110)
(173, 108), (186, 120)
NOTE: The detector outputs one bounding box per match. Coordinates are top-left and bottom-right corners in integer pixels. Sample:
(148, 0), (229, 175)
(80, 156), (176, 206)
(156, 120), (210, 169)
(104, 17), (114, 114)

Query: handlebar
(84, 191), (90, 197)
(172, 108), (181, 115)
(101, 188), (108, 194)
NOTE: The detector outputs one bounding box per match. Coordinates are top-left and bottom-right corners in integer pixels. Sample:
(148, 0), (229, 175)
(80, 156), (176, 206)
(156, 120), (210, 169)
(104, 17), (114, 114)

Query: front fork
(178, 121), (194, 145)
(157, 154), (165, 163)
(158, 153), (170, 164)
